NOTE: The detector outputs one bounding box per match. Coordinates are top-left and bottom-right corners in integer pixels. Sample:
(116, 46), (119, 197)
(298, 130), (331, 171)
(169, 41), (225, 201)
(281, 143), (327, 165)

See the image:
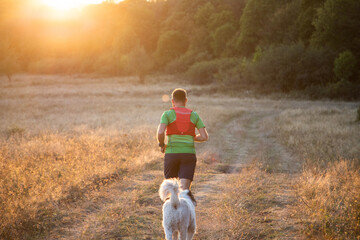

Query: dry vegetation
(270, 107), (360, 239)
(0, 75), (167, 238)
(208, 105), (360, 239)
(272, 107), (360, 166)
(0, 130), (156, 237)
(0, 74), (238, 239)
(0, 75), (359, 239)
(197, 162), (281, 239)
(298, 160), (360, 239)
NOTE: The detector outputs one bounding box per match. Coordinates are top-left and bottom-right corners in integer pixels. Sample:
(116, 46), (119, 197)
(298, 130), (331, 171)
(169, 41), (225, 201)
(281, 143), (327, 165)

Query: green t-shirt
(160, 107), (205, 154)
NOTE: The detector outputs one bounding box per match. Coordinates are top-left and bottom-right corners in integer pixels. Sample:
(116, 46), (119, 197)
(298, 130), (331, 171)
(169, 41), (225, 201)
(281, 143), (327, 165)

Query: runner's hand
(161, 145), (166, 153)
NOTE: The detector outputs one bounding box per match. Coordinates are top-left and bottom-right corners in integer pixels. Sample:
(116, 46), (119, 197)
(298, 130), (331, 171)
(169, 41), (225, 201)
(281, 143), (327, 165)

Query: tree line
(0, 0), (359, 99)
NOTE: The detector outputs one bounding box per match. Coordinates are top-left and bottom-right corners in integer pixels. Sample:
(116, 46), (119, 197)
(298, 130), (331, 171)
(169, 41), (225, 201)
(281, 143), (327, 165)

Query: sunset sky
(39, 0), (121, 10)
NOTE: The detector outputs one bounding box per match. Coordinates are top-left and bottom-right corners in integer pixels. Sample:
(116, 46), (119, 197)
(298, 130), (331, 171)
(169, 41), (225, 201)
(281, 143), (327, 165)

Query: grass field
(0, 75), (359, 239)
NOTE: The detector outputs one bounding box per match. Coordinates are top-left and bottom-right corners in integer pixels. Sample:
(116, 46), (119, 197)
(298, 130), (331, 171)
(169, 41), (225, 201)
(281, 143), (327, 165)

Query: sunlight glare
(162, 95), (170, 102)
(41, 0), (105, 11)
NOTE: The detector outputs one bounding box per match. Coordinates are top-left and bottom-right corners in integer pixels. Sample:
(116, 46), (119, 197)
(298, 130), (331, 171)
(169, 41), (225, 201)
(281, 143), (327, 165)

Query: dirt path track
(194, 110), (303, 239)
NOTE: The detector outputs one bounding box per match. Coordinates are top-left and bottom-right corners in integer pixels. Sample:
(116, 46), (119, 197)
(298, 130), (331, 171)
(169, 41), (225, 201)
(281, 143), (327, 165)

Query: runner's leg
(180, 178), (191, 190)
(164, 154), (180, 179)
(178, 153), (197, 190)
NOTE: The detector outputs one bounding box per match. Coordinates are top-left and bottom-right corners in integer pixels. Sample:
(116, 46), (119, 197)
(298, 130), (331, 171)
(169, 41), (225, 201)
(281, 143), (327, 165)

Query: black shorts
(164, 153), (197, 181)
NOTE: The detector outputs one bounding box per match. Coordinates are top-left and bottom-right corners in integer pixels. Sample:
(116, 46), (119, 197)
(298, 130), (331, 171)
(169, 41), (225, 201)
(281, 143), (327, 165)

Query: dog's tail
(159, 179), (180, 209)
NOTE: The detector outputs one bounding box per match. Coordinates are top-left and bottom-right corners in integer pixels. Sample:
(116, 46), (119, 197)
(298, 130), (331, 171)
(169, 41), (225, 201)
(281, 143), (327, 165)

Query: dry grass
(0, 74), (240, 238)
(198, 105), (360, 239)
(270, 107), (360, 167)
(74, 173), (165, 239)
(297, 160), (360, 239)
(0, 75), (167, 238)
(266, 106), (360, 239)
(197, 162), (275, 239)
(0, 129), (158, 238)
(1, 75), (359, 239)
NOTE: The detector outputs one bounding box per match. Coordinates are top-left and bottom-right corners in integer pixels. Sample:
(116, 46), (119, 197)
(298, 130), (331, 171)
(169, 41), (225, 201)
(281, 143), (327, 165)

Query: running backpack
(166, 107), (196, 137)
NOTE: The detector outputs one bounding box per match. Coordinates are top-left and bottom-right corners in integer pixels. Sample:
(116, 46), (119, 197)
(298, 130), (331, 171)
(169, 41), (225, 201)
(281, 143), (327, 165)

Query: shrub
(28, 58), (78, 74)
(334, 50), (357, 82)
(214, 58), (249, 87)
(325, 80), (360, 100)
(304, 81), (360, 100)
(186, 58), (239, 84)
(165, 50), (211, 73)
(186, 61), (218, 84)
(245, 43), (334, 92)
(95, 53), (119, 75)
(6, 125), (25, 138)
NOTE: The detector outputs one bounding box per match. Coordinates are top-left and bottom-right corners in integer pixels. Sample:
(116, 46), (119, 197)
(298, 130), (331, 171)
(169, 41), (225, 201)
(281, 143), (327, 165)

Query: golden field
(201, 106), (360, 239)
(0, 75), (359, 239)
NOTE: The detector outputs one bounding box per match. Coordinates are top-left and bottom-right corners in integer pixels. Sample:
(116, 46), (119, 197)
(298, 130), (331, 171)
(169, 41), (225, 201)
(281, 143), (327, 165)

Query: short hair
(172, 88), (187, 103)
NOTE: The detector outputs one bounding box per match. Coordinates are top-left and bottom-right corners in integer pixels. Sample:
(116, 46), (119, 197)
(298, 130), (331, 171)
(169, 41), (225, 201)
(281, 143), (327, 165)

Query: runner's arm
(194, 127), (208, 142)
(157, 123), (167, 152)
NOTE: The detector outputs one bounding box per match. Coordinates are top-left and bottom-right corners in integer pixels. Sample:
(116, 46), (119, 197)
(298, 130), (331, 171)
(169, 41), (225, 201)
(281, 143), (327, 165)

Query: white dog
(159, 179), (196, 240)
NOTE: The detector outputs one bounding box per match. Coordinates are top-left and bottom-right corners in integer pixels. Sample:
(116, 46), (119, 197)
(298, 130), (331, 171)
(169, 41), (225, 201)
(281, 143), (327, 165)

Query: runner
(157, 88), (209, 191)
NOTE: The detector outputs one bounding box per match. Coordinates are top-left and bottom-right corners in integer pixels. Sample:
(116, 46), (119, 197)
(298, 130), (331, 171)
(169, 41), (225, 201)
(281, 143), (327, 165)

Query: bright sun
(41, 0), (105, 11)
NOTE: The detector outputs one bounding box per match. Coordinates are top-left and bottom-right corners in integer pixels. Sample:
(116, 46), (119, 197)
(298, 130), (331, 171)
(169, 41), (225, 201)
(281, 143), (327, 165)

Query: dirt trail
(47, 110), (304, 239)
(194, 113), (259, 203)
(194, 110), (304, 239)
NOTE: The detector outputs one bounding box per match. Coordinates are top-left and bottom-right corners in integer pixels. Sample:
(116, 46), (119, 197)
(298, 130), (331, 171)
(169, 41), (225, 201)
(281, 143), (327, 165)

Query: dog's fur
(159, 179), (196, 240)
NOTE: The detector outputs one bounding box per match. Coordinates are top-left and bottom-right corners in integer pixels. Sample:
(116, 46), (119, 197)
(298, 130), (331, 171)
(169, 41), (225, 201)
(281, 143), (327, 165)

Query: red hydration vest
(166, 107), (196, 137)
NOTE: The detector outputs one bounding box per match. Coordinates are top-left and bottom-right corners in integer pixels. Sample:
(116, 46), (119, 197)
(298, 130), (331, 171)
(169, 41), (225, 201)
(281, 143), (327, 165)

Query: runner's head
(171, 88), (187, 106)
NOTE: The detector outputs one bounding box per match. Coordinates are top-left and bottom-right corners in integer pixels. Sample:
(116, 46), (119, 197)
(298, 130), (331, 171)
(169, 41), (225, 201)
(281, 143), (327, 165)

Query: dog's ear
(187, 191), (197, 206)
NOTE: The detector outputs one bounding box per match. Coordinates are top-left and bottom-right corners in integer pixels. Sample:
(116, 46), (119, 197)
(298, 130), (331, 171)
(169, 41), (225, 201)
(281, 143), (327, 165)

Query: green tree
(191, 2), (217, 54)
(268, 0), (301, 44)
(211, 23), (236, 56)
(334, 50), (357, 82)
(245, 43), (333, 91)
(235, 0), (286, 56)
(208, 10), (236, 31)
(222, 0), (247, 18)
(312, 0), (360, 56)
(125, 45), (153, 84)
(0, 41), (19, 82)
(112, 27), (138, 55)
(125, 2), (161, 52)
(155, 30), (189, 65)
(294, 0), (326, 44)
(194, 2), (216, 26)
(163, 11), (193, 34)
